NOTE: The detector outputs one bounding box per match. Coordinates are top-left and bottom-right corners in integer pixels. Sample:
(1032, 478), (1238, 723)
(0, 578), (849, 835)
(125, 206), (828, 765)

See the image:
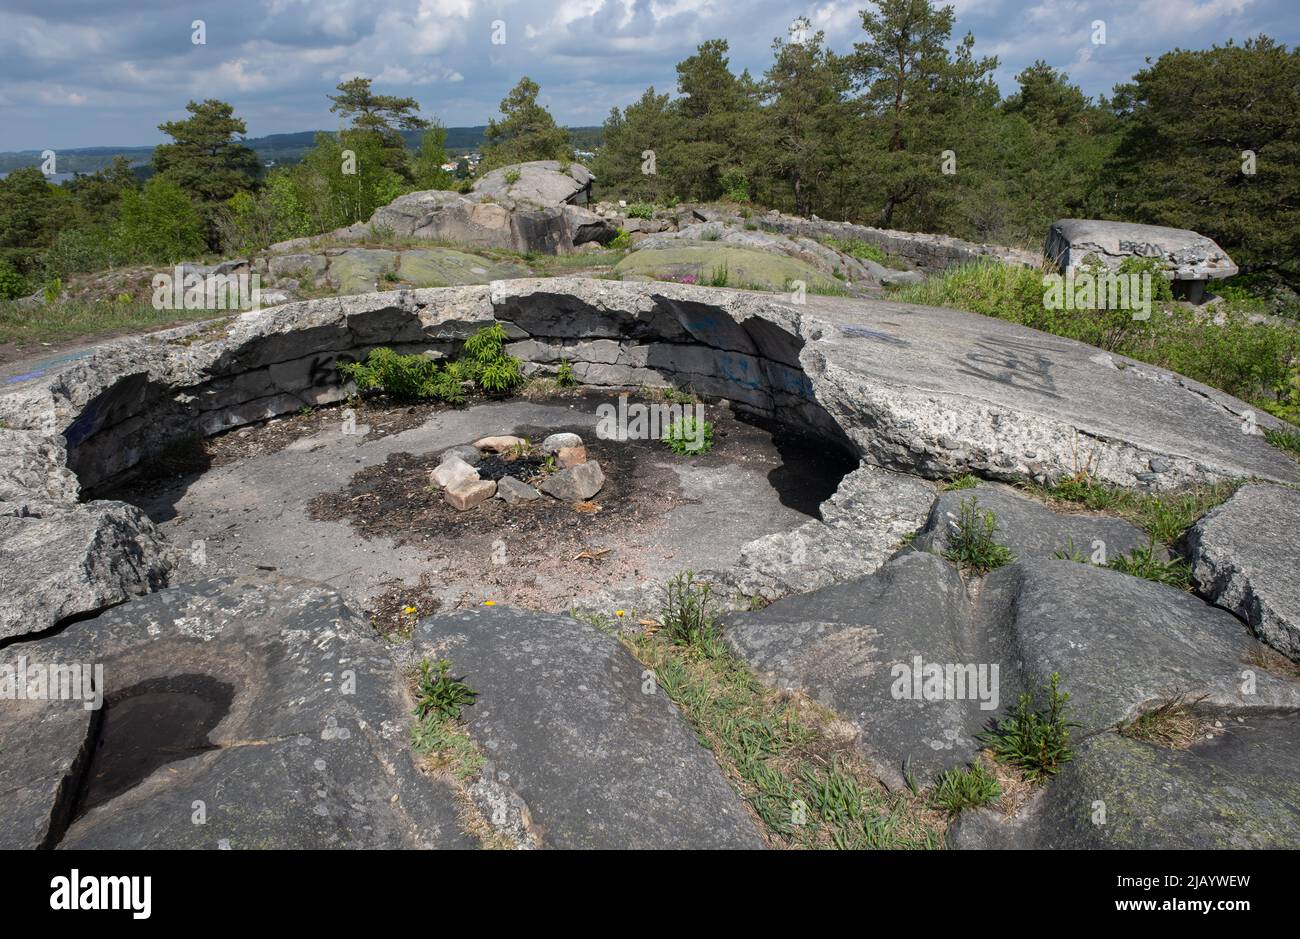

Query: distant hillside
(0, 126), (604, 176)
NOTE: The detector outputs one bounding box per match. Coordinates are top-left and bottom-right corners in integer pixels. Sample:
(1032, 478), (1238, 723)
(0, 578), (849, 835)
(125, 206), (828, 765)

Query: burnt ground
(105, 390), (854, 635)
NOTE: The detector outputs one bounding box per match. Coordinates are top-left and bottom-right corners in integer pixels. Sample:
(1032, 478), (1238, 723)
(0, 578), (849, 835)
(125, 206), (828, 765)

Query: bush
(41, 228), (114, 277)
(980, 672), (1078, 781)
(942, 497), (1015, 573)
(0, 262), (28, 300)
(339, 347), (465, 403)
(626, 202), (654, 219)
(113, 177), (207, 264)
(556, 359), (577, 387)
(608, 229), (632, 250)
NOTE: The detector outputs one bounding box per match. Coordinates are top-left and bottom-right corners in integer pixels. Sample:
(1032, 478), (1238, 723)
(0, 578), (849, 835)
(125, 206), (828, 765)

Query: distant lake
(0, 171), (77, 184)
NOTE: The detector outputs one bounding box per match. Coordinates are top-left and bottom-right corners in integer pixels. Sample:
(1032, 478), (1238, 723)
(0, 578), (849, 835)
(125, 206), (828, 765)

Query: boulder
(0, 501), (172, 642)
(0, 575), (469, 849)
(472, 161), (594, 206)
(495, 475), (541, 505)
(541, 432), (583, 453)
(0, 429), (80, 503)
(556, 445), (587, 468)
(473, 435), (526, 453)
(408, 606), (764, 848)
(1183, 483), (1300, 660)
(440, 444), (483, 466)
(540, 460), (605, 502)
(445, 478), (496, 511)
(429, 454), (478, 490)
(1045, 218), (1238, 302)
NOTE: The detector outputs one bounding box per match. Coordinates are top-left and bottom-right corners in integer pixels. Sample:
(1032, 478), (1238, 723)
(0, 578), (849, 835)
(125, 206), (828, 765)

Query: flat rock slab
(0, 575), (468, 850)
(1183, 483), (1300, 660)
(614, 245), (841, 292)
(396, 248), (527, 287)
(913, 482), (1153, 562)
(726, 551), (1016, 787)
(0, 500), (172, 641)
(950, 716), (1300, 849)
(327, 248), (397, 294)
(410, 606), (764, 849)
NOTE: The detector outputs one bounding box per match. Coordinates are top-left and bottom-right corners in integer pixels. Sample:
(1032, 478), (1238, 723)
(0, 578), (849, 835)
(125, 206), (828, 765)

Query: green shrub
(462, 322), (524, 395)
(339, 347), (465, 403)
(626, 202), (654, 219)
(0, 262), (28, 301)
(412, 659), (478, 722)
(941, 474), (980, 491)
(720, 169), (750, 203)
(931, 762), (1001, 815)
(556, 359), (577, 387)
(661, 416), (714, 455)
(981, 672), (1078, 781)
(608, 229), (632, 250)
(41, 228), (114, 277)
(503, 168), (521, 184)
(1265, 425), (1300, 459)
(942, 497), (1015, 573)
(113, 177), (208, 264)
(660, 572), (718, 647)
(705, 263), (729, 288)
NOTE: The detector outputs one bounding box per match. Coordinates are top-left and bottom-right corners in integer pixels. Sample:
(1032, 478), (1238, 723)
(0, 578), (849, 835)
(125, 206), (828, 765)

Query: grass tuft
(980, 672), (1078, 782)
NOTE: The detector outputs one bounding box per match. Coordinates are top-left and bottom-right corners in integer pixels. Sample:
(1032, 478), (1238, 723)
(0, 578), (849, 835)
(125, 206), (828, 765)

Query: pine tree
(480, 77), (572, 172)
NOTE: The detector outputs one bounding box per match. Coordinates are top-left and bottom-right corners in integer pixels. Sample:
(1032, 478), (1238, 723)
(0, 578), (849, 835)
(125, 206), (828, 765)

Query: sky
(1, 0), (1296, 151)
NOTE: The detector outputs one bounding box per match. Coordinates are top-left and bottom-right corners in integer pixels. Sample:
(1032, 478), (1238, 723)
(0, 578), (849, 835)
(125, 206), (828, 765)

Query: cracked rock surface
(0, 575), (468, 850)
(408, 605), (765, 849)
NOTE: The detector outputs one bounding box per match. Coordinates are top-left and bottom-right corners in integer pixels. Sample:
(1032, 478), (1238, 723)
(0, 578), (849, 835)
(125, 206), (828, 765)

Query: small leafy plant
(556, 359), (577, 387)
(661, 416), (714, 455)
(930, 762), (1001, 815)
(413, 659), (478, 723)
(625, 202), (654, 219)
(980, 672), (1078, 782)
(943, 497), (1015, 574)
(608, 229), (632, 250)
(941, 474), (979, 491)
(339, 347), (466, 403)
(503, 168), (521, 184)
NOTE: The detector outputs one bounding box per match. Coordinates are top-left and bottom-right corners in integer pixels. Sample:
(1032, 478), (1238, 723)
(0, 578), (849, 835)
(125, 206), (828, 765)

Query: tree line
(0, 74), (573, 297)
(1, 0), (1296, 301)
(591, 1), (1299, 286)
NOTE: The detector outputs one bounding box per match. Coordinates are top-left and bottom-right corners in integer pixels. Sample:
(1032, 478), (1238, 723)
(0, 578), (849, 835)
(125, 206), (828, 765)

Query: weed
(941, 474), (980, 491)
(1028, 473), (1239, 546)
(659, 572), (719, 648)
(503, 168), (521, 184)
(1265, 425), (1300, 460)
(412, 659), (478, 723)
(661, 415), (714, 455)
(556, 358), (577, 387)
(981, 672), (1078, 782)
(608, 229), (632, 250)
(1106, 538), (1192, 588)
(930, 762), (1001, 815)
(705, 263), (729, 287)
(625, 202), (654, 219)
(942, 497), (1015, 574)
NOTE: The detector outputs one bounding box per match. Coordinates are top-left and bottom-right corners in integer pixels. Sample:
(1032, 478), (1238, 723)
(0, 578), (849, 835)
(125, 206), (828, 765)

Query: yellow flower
(402, 606), (417, 615)
(614, 610), (626, 617)
(483, 600), (496, 606)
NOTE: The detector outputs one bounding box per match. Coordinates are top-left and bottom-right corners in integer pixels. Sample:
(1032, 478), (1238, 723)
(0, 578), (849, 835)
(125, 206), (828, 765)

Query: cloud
(0, 0), (1294, 150)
